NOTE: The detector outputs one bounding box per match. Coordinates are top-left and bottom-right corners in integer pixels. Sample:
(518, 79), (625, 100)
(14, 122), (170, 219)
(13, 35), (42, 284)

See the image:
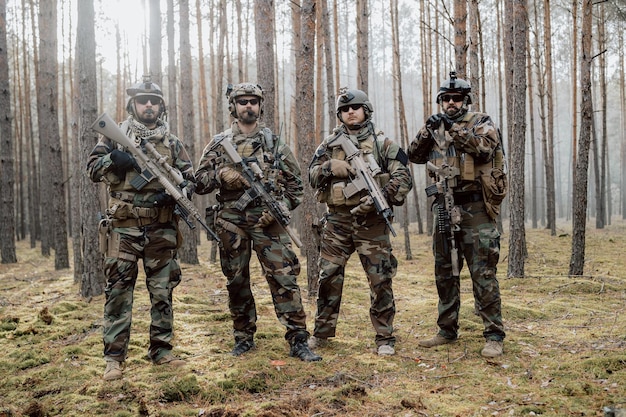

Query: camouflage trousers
(315, 208), (397, 346)
(102, 221), (182, 363)
(216, 204), (308, 343)
(431, 199), (505, 341)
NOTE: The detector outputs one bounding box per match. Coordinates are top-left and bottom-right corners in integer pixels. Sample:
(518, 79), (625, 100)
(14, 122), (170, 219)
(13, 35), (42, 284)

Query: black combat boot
(231, 339), (255, 356)
(289, 334), (322, 362)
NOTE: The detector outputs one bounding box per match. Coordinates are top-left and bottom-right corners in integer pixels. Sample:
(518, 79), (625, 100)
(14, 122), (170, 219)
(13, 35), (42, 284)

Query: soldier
(408, 72), (507, 358)
(308, 88), (412, 356)
(87, 76), (194, 380)
(194, 82), (321, 362)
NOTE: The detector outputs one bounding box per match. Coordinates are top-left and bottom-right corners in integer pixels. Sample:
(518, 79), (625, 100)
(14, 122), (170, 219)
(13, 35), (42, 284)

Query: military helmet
(336, 88), (374, 116)
(227, 82), (264, 118)
(436, 71), (472, 104)
(126, 75), (166, 117)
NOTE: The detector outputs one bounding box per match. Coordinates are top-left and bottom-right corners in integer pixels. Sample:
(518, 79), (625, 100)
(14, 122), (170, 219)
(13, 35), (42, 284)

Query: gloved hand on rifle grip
(153, 191), (176, 207)
(256, 210), (275, 228)
(217, 166), (250, 190)
(426, 113), (444, 130)
(323, 159), (355, 179)
(351, 195), (375, 216)
(110, 149), (141, 174)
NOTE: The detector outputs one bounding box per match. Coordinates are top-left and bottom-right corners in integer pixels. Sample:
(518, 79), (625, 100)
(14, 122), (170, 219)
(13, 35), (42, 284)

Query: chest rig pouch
(321, 133), (390, 207)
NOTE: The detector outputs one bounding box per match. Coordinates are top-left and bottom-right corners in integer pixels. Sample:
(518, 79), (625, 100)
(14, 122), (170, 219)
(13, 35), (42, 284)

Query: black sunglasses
(236, 98), (259, 106)
(135, 96), (160, 105)
(339, 104), (363, 112)
(440, 94), (464, 103)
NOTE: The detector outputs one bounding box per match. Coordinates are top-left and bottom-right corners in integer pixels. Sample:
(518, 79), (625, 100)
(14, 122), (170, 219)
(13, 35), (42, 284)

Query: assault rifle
(91, 112), (221, 244)
(210, 135), (302, 248)
(426, 160), (461, 278)
(329, 135), (397, 237)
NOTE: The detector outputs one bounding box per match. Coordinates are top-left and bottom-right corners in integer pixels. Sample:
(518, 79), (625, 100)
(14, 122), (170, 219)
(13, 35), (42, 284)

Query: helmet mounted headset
(226, 82), (264, 119)
(336, 87), (373, 129)
(126, 74), (166, 119)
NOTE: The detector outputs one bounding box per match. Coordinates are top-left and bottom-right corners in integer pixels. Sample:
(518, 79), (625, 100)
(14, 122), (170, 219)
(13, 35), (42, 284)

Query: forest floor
(0, 219), (625, 417)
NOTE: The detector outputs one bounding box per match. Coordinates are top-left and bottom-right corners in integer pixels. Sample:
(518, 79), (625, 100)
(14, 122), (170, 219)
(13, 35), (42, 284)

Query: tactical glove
(256, 210), (275, 228)
(426, 113), (444, 130)
(351, 195), (375, 216)
(323, 159), (355, 178)
(153, 191), (176, 207)
(110, 149), (141, 175)
(217, 166), (250, 190)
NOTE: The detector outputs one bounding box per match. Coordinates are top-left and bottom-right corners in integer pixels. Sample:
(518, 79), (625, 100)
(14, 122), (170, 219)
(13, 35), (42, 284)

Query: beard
(137, 109), (158, 125)
(238, 109), (259, 124)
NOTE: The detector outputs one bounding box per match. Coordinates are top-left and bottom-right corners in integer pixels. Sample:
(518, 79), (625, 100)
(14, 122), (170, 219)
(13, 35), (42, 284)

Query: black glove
(110, 149), (141, 175)
(426, 113), (444, 130)
(441, 115), (454, 130)
(153, 191), (176, 207)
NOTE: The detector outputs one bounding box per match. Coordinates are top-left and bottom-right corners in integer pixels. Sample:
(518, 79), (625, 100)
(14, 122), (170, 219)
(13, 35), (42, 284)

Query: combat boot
(418, 334), (457, 348)
(231, 339), (255, 356)
(481, 340), (503, 358)
(154, 353), (186, 367)
(103, 360), (123, 381)
(290, 334), (322, 362)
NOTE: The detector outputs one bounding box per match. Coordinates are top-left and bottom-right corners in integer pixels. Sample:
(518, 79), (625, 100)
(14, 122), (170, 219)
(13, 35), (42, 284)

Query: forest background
(0, 0), (625, 414)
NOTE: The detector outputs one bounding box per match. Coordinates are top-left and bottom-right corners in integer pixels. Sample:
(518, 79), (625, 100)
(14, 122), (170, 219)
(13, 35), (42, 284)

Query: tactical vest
(430, 112), (504, 186)
(319, 132), (391, 207)
(218, 127), (284, 200)
(109, 121), (175, 194)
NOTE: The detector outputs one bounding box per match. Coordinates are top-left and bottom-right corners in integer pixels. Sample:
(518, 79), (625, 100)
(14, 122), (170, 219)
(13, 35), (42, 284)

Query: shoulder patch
(396, 147), (409, 166)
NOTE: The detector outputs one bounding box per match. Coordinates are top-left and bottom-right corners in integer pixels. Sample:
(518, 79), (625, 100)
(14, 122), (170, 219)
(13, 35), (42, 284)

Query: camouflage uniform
(195, 121), (309, 346)
(408, 110), (506, 343)
(86, 116), (194, 364)
(309, 122), (412, 348)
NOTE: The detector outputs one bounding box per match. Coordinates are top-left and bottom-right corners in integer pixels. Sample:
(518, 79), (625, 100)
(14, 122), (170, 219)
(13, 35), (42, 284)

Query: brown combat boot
(154, 354), (186, 367)
(418, 334), (457, 348)
(103, 360), (123, 381)
(481, 340), (504, 358)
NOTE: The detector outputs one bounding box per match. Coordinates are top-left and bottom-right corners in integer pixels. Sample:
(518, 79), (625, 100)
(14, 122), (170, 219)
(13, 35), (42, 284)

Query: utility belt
(216, 190), (264, 210)
(106, 195), (176, 228)
(453, 191), (484, 206)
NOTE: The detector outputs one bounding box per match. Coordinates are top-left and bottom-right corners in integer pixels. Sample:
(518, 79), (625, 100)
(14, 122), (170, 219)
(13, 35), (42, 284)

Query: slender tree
(255, 0), (277, 131)
(177, 0), (199, 263)
(0, 0), (17, 263)
(543, 0), (556, 234)
(506, 0), (528, 278)
(295, 0), (318, 295)
(76, 0), (104, 296)
(356, 0), (368, 92)
(37, 0), (69, 268)
(149, 0), (162, 85)
(569, 0), (593, 276)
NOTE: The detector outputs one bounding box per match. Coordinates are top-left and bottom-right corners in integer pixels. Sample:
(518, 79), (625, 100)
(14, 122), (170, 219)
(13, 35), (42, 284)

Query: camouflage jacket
(86, 117), (194, 207)
(309, 122), (412, 207)
(195, 121), (303, 211)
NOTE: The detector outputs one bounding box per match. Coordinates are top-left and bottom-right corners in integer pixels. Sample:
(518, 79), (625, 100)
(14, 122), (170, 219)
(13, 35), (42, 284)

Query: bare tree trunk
(37, 0), (69, 269)
(76, 0), (105, 296)
(149, 0), (162, 85)
(596, 3), (608, 227)
(468, 0), (480, 110)
(177, 0), (199, 264)
(255, 0), (276, 131)
(0, 0), (17, 263)
(569, 0), (593, 276)
(569, 0), (578, 222)
(527, 25), (538, 229)
(166, 0), (178, 136)
(505, 0), (527, 278)
(454, 0), (467, 77)
(295, 0), (319, 296)
(321, 0), (336, 133)
(618, 28), (626, 220)
(543, 0), (556, 234)
(356, 0), (368, 92)
(390, 0), (412, 259)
